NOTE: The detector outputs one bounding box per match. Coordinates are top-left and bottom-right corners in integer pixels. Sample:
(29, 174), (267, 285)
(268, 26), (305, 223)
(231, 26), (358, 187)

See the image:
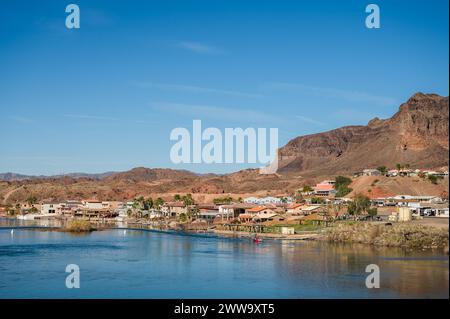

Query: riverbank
(1, 216), (448, 250)
(212, 229), (323, 240)
(326, 221), (449, 250)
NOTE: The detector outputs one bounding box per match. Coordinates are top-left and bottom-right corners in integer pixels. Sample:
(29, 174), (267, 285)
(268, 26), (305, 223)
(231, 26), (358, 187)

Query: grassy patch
(63, 220), (96, 232)
(326, 222), (449, 250)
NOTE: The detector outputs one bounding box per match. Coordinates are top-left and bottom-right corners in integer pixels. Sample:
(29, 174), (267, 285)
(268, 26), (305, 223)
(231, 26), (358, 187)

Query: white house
(40, 201), (61, 215)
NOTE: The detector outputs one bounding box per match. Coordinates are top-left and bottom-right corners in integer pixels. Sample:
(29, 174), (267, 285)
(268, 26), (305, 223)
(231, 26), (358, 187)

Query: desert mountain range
(1, 92), (448, 203)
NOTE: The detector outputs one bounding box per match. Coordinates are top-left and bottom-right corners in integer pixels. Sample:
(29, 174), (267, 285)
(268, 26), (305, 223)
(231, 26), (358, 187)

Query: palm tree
(26, 196), (38, 206)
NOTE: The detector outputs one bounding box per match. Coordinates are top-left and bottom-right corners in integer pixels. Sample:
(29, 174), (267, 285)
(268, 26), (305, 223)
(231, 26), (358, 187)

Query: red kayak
(253, 238), (262, 244)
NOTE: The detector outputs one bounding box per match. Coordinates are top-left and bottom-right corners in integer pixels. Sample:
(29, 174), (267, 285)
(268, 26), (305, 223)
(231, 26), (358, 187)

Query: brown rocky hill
(0, 92), (448, 204)
(278, 93), (449, 176)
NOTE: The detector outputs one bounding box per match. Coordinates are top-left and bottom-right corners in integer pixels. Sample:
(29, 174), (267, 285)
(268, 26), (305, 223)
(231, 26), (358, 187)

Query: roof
(220, 203), (257, 209)
(253, 213), (280, 219)
(288, 203), (302, 209)
(42, 201), (60, 205)
(246, 206), (270, 213)
(301, 205), (321, 211)
(84, 199), (102, 203)
(314, 184), (334, 191)
(164, 201), (186, 207)
(238, 214), (253, 219)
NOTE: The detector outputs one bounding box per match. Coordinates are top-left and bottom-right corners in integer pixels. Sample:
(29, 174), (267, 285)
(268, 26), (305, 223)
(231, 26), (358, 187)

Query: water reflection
(0, 218), (448, 298)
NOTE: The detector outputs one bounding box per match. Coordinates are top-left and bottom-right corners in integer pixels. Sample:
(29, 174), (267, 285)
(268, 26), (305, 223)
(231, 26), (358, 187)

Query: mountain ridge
(1, 92), (448, 203)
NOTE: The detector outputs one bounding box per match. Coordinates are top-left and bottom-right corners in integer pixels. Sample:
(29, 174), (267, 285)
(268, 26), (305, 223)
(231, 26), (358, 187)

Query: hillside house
(313, 181), (336, 197)
(363, 169), (381, 176)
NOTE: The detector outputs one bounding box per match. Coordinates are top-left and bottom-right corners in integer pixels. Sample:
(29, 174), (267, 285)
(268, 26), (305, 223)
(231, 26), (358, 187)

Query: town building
(363, 169), (381, 176)
(313, 181), (336, 197)
(161, 201), (188, 217)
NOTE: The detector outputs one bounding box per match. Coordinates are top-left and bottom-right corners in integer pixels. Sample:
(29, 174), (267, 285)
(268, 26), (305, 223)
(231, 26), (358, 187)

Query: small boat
(10, 229), (14, 235)
(253, 237), (262, 244)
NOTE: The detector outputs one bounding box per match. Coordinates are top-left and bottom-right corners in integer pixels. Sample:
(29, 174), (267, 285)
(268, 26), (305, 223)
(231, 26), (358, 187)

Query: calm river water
(0, 218), (448, 298)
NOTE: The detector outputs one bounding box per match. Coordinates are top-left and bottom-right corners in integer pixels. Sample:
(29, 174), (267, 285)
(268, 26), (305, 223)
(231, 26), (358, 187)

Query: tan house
(161, 201), (188, 217)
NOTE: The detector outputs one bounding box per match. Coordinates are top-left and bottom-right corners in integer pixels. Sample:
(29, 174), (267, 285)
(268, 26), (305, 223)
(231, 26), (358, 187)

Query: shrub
(65, 220), (95, 232)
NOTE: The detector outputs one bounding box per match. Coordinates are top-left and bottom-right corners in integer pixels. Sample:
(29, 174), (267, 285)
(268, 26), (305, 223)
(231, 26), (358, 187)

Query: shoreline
(1, 216), (448, 250)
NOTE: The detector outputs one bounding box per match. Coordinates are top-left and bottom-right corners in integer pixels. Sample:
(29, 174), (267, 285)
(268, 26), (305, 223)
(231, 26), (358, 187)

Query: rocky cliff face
(1, 93), (448, 203)
(278, 93), (449, 176)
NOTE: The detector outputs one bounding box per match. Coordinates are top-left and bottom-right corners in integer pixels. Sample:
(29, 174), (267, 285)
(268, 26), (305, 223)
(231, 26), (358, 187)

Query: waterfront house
(83, 200), (105, 210)
(59, 200), (83, 216)
(218, 203), (257, 219)
(252, 212), (285, 223)
(41, 201), (61, 215)
(161, 201), (188, 217)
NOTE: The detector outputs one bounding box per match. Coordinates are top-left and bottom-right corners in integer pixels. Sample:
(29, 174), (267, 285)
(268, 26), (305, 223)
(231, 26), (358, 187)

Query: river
(0, 218), (448, 298)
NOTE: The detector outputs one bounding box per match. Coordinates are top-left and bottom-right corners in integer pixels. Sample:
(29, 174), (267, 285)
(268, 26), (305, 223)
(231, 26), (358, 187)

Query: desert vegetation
(326, 222), (449, 250)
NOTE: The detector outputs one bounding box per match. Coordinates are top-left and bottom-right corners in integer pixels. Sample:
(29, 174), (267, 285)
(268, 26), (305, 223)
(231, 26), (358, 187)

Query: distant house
(363, 169), (381, 176)
(245, 206), (277, 215)
(387, 169), (399, 177)
(353, 171), (363, 178)
(83, 200), (106, 210)
(161, 201), (187, 217)
(218, 203), (256, 219)
(59, 200), (83, 215)
(41, 201), (61, 215)
(300, 205), (322, 215)
(243, 196), (291, 205)
(286, 203), (303, 214)
(252, 212), (285, 223)
(313, 181), (336, 197)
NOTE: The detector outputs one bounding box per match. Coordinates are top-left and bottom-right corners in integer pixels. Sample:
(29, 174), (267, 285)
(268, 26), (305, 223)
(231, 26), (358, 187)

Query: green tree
(377, 166), (387, 175)
(187, 207), (200, 221)
(174, 194), (181, 201)
(428, 174), (438, 184)
(154, 197), (165, 209)
(310, 197), (325, 204)
(294, 190), (304, 203)
(335, 176), (353, 197)
(143, 198), (153, 210)
(396, 163), (402, 170)
(368, 207), (378, 217)
(26, 196), (38, 206)
(347, 194), (371, 216)
(182, 193), (195, 206)
(213, 196), (233, 205)
(302, 185), (313, 193)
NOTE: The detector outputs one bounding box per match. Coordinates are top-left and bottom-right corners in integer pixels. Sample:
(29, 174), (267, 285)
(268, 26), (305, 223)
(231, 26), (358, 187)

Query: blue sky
(0, 0), (448, 175)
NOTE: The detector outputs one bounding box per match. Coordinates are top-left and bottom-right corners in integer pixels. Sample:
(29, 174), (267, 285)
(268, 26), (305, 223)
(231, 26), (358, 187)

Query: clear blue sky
(0, 0), (448, 175)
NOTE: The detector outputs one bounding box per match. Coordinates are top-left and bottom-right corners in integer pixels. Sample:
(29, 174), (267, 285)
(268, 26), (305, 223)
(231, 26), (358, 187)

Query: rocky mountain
(0, 92), (448, 203)
(278, 93), (449, 176)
